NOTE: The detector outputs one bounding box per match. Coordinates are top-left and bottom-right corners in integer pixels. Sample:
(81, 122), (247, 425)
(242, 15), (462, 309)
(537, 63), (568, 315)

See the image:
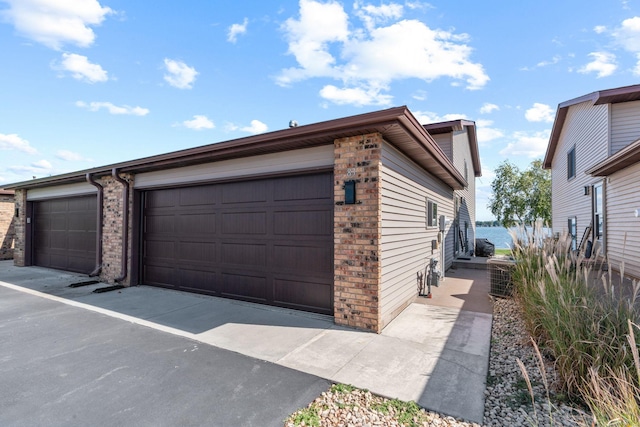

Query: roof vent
(289, 120), (298, 128)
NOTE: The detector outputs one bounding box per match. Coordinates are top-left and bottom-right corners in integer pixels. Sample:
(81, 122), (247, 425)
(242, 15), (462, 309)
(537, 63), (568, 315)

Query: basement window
(426, 198), (438, 228)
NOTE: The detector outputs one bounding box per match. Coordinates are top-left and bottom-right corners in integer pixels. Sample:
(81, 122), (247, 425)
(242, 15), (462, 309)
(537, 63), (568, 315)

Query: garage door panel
(221, 273), (267, 301)
(273, 244), (332, 274)
(220, 242), (266, 266)
(146, 214), (176, 234)
(178, 241), (215, 263)
(178, 269), (218, 293)
(144, 239), (175, 259)
(274, 174), (333, 201)
(143, 172), (333, 314)
(144, 264), (175, 286)
(179, 186), (218, 206)
(274, 210), (332, 235)
(178, 213), (216, 234)
(221, 212), (266, 234)
(222, 181), (268, 204)
(146, 189), (179, 208)
(274, 279), (332, 314)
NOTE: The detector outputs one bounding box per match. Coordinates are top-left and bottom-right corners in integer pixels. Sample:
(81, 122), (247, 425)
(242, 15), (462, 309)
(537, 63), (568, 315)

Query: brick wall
(333, 133), (382, 333)
(100, 174), (134, 285)
(0, 193), (15, 260)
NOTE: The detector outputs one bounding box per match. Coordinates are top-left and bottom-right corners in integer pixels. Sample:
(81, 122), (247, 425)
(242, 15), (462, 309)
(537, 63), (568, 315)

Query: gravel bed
(285, 297), (592, 427)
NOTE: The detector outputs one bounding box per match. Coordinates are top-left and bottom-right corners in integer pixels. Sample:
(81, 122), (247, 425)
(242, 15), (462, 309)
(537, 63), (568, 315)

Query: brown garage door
(33, 195), (97, 274)
(142, 172), (334, 315)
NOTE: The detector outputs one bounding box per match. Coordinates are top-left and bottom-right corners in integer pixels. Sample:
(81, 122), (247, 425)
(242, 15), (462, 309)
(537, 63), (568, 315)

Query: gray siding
(605, 162), (640, 279)
(551, 101), (609, 239)
(380, 141), (454, 328)
(611, 101), (640, 155)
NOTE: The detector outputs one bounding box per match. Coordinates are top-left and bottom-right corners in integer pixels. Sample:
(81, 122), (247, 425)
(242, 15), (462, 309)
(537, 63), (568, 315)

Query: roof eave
(5, 106), (467, 191)
(587, 137), (640, 176)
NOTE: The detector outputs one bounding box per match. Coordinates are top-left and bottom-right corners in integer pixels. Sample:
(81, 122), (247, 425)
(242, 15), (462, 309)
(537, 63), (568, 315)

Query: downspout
(86, 173), (103, 277)
(112, 168), (129, 283)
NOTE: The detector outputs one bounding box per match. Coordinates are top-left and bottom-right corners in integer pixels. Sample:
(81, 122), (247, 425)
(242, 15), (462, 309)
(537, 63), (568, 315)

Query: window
(568, 217), (577, 251)
(593, 182), (604, 240)
(464, 159), (468, 182)
(567, 146), (576, 180)
(426, 199), (438, 228)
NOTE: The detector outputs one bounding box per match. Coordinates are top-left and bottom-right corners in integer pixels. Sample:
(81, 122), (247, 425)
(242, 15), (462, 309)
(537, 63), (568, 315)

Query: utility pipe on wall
(112, 169), (129, 283)
(86, 173), (103, 277)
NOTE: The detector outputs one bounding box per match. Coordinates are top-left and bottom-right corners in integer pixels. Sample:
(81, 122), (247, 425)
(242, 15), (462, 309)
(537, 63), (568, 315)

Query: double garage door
(141, 172), (334, 315)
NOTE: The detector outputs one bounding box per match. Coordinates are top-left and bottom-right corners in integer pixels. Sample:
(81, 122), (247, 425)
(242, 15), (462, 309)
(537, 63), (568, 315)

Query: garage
(141, 172), (334, 315)
(32, 195), (97, 274)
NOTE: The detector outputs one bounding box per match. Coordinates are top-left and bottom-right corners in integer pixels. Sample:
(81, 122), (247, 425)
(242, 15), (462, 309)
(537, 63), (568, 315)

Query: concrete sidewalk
(0, 260), (492, 424)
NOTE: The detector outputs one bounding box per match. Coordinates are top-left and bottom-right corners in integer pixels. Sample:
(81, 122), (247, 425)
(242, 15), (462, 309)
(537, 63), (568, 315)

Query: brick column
(334, 133), (382, 333)
(12, 190), (26, 266)
(100, 174), (134, 285)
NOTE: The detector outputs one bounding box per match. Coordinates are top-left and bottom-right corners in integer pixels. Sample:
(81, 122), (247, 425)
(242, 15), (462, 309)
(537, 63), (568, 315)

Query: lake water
(475, 226), (512, 249)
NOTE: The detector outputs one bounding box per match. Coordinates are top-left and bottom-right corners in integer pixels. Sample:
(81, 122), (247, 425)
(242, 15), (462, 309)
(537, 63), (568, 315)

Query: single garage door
(33, 195), (97, 274)
(142, 172), (334, 315)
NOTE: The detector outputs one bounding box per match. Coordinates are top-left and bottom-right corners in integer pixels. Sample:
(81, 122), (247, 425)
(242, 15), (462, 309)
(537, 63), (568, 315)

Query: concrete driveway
(0, 261), (493, 424)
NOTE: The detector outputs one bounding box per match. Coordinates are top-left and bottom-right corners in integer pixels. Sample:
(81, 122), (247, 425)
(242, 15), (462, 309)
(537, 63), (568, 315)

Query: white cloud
(163, 58), (198, 89)
(479, 103), (499, 114)
(76, 101), (149, 116)
(536, 55), (561, 67)
(354, 1), (404, 30)
(613, 16), (640, 52)
(181, 115), (215, 130)
(499, 130), (551, 159)
(10, 159), (54, 175)
(227, 18), (248, 43)
(475, 119), (504, 144)
(319, 85), (393, 106)
(277, 0), (488, 106)
(56, 150), (92, 161)
(241, 120), (268, 134)
(413, 110), (467, 124)
(594, 25), (607, 34)
(0, 133), (38, 154)
(525, 103), (555, 123)
(1, 0), (113, 50)
(55, 53), (108, 83)
(578, 51), (617, 78)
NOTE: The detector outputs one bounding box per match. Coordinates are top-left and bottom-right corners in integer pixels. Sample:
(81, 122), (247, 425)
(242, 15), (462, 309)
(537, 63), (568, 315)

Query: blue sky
(1, 0), (640, 220)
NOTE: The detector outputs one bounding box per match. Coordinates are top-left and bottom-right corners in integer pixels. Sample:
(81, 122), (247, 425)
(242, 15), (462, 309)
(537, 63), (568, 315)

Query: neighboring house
(6, 107), (480, 332)
(0, 189), (15, 260)
(544, 84), (640, 280)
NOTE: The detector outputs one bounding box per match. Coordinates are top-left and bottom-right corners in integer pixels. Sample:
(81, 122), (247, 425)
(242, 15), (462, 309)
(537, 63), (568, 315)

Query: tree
(488, 159), (551, 227)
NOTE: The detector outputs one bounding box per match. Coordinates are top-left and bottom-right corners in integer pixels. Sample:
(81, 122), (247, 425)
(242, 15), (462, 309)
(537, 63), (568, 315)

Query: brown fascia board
(423, 119), (481, 178)
(544, 84), (640, 169)
(586, 137), (640, 176)
(5, 106), (466, 191)
(0, 189), (15, 196)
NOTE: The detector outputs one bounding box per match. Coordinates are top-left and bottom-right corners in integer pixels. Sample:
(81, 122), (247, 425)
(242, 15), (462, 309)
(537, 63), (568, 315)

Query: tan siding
(432, 133), (452, 160)
(27, 182), (97, 200)
(380, 141), (453, 328)
(134, 145), (334, 189)
(605, 163), (640, 279)
(611, 101), (640, 155)
(551, 101), (609, 238)
(452, 130), (476, 253)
